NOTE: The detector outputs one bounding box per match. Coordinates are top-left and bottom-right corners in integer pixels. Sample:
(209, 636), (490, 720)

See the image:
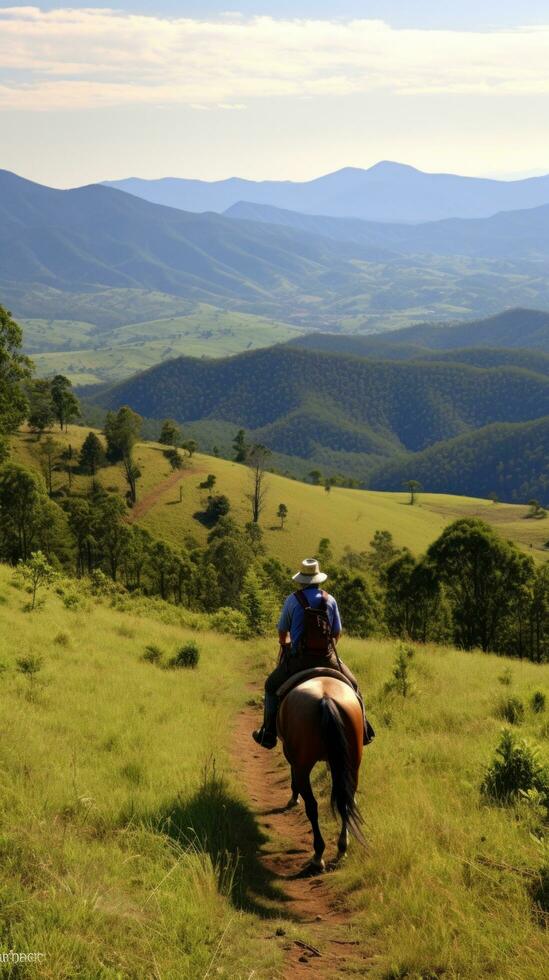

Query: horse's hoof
(286, 796), (299, 809)
(310, 857), (325, 873)
(336, 849), (348, 862)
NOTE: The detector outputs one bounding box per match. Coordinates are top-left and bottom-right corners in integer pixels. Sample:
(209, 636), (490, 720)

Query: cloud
(0, 8), (548, 111)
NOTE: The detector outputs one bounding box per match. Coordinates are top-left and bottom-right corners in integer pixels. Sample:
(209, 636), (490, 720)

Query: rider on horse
(252, 558), (374, 749)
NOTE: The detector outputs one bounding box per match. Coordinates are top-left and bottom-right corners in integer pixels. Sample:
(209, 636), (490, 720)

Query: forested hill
(369, 416), (549, 502)
(366, 308), (549, 352)
(89, 345), (549, 501)
(290, 337), (549, 374)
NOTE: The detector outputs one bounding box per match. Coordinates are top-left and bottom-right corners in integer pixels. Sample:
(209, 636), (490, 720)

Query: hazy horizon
(2, 3), (549, 187)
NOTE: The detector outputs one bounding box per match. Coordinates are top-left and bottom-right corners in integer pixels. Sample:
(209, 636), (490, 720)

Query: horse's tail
(319, 696), (365, 844)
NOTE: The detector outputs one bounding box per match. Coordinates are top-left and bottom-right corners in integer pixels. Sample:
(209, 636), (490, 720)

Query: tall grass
(0, 565), (281, 978)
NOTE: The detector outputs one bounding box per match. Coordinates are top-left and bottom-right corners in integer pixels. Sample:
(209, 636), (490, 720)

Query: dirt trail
(127, 466), (204, 521)
(233, 706), (372, 979)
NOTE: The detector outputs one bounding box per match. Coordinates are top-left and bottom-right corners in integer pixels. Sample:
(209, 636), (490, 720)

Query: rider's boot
(357, 690), (375, 746)
(252, 693), (278, 749)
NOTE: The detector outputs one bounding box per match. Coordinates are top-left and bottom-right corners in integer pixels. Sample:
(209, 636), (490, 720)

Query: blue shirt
(277, 586), (342, 652)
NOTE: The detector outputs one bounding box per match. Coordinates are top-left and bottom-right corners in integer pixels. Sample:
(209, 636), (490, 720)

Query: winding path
(233, 705), (373, 978)
(127, 466), (204, 521)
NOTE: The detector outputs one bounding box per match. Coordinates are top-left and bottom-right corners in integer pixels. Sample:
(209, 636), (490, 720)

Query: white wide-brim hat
(292, 558), (327, 585)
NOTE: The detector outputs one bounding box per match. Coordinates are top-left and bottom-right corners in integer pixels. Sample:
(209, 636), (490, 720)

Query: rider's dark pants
(265, 649), (360, 697)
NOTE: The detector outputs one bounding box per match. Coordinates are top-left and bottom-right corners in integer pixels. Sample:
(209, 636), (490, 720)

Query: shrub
(54, 631), (71, 646)
(530, 690), (546, 714)
(169, 641), (200, 669)
(16, 654), (43, 689)
(496, 696), (525, 725)
(481, 729), (549, 804)
(384, 643), (415, 697)
(498, 668), (513, 686)
(143, 644), (163, 665)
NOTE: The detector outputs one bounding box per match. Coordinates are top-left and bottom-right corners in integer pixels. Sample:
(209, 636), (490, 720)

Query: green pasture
(25, 305), (300, 385)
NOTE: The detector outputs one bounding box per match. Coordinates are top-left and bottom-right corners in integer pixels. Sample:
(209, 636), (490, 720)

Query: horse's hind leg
(298, 771), (325, 870)
(286, 766), (299, 809)
(337, 767), (358, 858)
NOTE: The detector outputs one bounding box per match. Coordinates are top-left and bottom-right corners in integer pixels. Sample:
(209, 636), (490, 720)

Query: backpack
(294, 589), (333, 656)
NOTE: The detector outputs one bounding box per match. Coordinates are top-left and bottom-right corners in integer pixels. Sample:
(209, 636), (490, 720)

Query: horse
(277, 673), (364, 870)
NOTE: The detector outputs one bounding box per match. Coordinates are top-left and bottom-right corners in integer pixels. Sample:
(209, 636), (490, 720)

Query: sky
(1, 2), (549, 187)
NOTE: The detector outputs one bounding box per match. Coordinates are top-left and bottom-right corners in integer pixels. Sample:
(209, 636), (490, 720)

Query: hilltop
(106, 161), (549, 222)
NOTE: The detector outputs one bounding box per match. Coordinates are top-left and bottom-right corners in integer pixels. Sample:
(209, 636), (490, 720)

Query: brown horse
(277, 675), (364, 870)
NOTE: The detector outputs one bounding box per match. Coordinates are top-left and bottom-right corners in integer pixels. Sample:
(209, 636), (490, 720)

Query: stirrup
(252, 727), (277, 749)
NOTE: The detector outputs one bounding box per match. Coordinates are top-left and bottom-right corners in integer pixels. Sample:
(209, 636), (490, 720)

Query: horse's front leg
(299, 772), (325, 870)
(286, 766), (299, 809)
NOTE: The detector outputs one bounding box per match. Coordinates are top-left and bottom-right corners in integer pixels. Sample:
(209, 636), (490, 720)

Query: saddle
(276, 666), (356, 702)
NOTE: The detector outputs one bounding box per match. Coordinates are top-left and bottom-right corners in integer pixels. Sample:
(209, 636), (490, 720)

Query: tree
(385, 551), (448, 643)
(60, 444), (75, 489)
(122, 525), (152, 591)
(27, 380), (54, 438)
(329, 567), (381, 637)
(200, 474), (217, 490)
(277, 502), (288, 529)
(403, 480), (422, 505)
(64, 497), (96, 575)
(245, 520), (264, 555)
(164, 448), (183, 470)
(527, 499), (547, 519)
(39, 435), (62, 496)
(427, 518), (534, 653)
(104, 406), (142, 462)
(159, 419), (181, 447)
(93, 494), (129, 580)
(368, 530), (399, 576)
(104, 407), (142, 504)
(182, 439), (198, 459)
(0, 305), (31, 452)
(233, 429), (248, 463)
(240, 569), (273, 637)
(324, 476), (337, 493)
(205, 521), (253, 607)
(205, 494), (231, 524)
(317, 538), (333, 564)
(246, 443), (271, 523)
(50, 375), (80, 431)
(0, 464), (43, 561)
(18, 550), (57, 610)
(147, 540), (177, 599)
(79, 432), (106, 476)
(308, 469), (322, 486)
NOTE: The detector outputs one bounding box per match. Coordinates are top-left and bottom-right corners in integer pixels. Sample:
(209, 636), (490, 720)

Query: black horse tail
(319, 695), (365, 844)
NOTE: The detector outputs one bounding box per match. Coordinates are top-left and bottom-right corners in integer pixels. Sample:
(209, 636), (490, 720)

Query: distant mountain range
(226, 200), (549, 261)
(105, 161), (549, 224)
(5, 169), (549, 334)
(87, 342), (549, 503)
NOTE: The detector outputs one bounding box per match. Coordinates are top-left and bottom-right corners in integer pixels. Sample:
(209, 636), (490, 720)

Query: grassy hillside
(1, 561), (548, 977)
(25, 306), (299, 385)
(11, 425), (549, 561)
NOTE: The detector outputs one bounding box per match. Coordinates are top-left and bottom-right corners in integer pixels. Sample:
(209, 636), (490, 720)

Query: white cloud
(0, 8), (548, 111)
